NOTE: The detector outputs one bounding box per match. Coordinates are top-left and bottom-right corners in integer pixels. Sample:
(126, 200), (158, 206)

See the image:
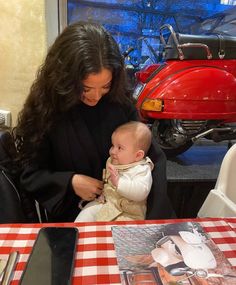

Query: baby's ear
(135, 150), (145, 161)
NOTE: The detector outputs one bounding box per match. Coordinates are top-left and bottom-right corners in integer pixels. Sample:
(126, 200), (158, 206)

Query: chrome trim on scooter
(192, 127), (232, 142)
(133, 83), (145, 100)
(160, 24), (212, 60)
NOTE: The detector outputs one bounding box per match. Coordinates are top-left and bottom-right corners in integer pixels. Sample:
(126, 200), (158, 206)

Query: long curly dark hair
(13, 21), (132, 161)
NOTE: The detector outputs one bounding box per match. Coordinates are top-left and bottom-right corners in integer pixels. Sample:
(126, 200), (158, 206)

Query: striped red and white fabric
(0, 218), (235, 285)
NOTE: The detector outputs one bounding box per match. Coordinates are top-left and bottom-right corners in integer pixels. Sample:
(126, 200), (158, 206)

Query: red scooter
(133, 24), (236, 156)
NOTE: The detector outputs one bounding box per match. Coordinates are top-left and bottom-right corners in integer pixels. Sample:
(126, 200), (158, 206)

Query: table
(0, 218), (236, 285)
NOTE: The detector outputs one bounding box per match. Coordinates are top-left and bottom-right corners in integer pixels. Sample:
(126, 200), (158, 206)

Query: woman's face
(81, 68), (112, 106)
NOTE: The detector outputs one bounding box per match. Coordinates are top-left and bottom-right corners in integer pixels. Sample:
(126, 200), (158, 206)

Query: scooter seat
(165, 33), (236, 60)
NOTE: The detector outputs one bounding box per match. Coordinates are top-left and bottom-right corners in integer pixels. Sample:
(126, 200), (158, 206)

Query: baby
(75, 121), (154, 222)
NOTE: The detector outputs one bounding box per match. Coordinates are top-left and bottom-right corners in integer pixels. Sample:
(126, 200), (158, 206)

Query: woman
(13, 21), (174, 222)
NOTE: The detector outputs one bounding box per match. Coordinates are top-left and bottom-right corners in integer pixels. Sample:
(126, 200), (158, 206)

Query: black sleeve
(20, 136), (79, 221)
(146, 138), (176, 219)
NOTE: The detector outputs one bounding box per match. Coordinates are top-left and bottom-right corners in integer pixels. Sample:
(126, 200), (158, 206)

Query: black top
(78, 102), (109, 167)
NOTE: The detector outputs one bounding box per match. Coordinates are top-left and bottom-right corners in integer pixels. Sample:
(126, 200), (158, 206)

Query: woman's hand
(72, 174), (103, 201)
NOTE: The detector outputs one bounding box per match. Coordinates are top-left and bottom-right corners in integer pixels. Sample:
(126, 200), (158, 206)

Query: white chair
(198, 143), (236, 217)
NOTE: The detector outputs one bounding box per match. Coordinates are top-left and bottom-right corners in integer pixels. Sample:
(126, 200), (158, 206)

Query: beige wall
(0, 1), (47, 127)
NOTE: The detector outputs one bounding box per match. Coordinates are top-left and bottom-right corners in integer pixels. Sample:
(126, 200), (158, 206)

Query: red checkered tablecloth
(0, 218), (236, 285)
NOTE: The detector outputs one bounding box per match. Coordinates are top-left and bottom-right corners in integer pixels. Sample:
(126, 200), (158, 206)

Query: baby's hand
(107, 163), (119, 187)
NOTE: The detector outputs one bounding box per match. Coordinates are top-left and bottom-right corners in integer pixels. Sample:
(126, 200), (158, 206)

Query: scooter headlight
(141, 99), (163, 112)
(133, 83), (144, 100)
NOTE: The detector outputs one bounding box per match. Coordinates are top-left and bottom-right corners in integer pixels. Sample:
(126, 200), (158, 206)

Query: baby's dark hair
(114, 121), (152, 154)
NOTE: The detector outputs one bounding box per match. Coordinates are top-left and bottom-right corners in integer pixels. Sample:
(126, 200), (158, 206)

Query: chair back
(198, 143), (236, 217)
(214, 143), (236, 203)
(0, 130), (38, 223)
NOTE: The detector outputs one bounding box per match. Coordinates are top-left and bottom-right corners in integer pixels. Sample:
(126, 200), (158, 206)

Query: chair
(198, 143), (236, 217)
(0, 129), (39, 223)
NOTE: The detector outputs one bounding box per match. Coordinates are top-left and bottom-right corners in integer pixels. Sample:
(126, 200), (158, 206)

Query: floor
(166, 139), (233, 218)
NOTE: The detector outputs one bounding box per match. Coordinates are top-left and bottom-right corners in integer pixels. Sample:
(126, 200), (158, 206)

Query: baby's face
(109, 131), (140, 165)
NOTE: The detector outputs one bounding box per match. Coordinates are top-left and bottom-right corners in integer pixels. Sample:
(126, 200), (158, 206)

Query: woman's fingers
(88, 193), (96, 200)
(91, 179), (103, 195)
(72, 174), (103, 200)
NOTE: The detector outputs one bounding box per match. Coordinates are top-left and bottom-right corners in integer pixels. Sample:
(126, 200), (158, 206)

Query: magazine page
(111, 222), (236, 285)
